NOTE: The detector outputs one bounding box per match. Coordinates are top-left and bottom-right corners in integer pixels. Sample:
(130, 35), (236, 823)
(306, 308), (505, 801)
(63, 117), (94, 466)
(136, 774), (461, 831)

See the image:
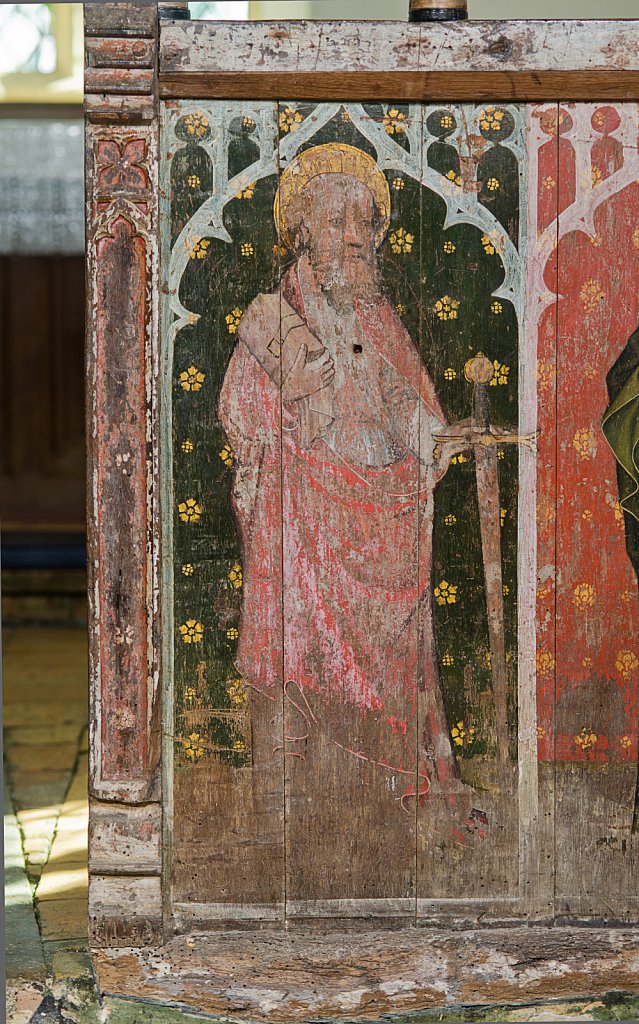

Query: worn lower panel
(93, 925), (639, 1021)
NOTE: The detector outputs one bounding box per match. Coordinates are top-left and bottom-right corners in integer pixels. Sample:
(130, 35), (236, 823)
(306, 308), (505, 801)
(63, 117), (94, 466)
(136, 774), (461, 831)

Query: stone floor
(4, 627), (639, 1023)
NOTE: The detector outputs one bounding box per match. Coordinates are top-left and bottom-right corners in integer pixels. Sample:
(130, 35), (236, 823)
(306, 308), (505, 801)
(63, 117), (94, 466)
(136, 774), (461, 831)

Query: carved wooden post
(85, 2), (163, 946)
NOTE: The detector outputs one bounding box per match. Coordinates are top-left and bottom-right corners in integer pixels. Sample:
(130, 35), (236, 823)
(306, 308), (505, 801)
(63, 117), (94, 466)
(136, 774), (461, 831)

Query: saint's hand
(282, 343), (335, 402)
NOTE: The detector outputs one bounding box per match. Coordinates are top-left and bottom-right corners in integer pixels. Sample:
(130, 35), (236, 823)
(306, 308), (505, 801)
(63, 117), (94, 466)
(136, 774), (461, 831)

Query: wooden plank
(85, 93), (156, 124)
(89, 875), (162, 946)
(93, 925), (639, 1020)
(159, 71), (639, 103)
(277, 102), (421, 908)
(85, 2), (157, 39)
(86, 37), (156, 69)
(416, 103), (523, 903)
(162, 101), (285, 917)
(85, 68), (154, 96)
(160, 20), (639, 76)
(553, 102), (639, 918)
(89, 801), (161, 875)
(525, 102), (560, 920)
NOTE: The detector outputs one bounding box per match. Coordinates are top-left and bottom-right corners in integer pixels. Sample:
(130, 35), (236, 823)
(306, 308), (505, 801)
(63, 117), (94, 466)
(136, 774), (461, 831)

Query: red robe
(219, 261), (458, 795)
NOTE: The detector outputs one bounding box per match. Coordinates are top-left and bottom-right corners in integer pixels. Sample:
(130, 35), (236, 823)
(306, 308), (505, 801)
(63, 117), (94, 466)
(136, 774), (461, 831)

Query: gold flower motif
(451, 720), (476, 747)
(582, 655), (593, 669)
(591, 165), (603, 188)
(543, 176), (556, 190)
(184, 686), (197, 704)
(444, 513), (457, 526)
(183, 731), (205, 760)
(188, 174), (201, 189)
(184, 113), (209, 139)
(440, 114), (454, 129)
(537, 725), (546, 739)
(442, 653), (454, 666)
(490, 360), (509, 386)
(444, 367), (457, 381)
(479, 106), (504, 132)
(614, 500), (625, 528)
(445, 169), (462, 188)
(536, 498), (555, 526)
(178, 498), (202, 524)
(580, 278), (605, 311)
(621, 589), (633, 603)
(228, 679), (248, 706)
(536, 651), (555, 677)
(481, 234), (497, 255)
(279, 106), (303, 133)
(341, 110), (351, 122)
(273, 244), (288, 258)
(572, 426), (597, 460)
(190, 238), (210, 260)
(497, 449), (505, 460)
(582, 509), (593, 522)
(590, 234), (602, 248)
(503, 585), (510, 595)
(219, 443), (234, 467)
(179, 365), (205, 392)
(451, 453), (468, 464)
(434, 295), (459, 321)
(633, 227), (639, 250)
(434, 579), (458, 606)
(225, 307), (243, 333)
(500, 507), (507, 527)
(233, 740), (246, 752)
(573, 583), (595, 609)
(179, 619), (204, 644)
(574, 727), (597, 753)
(389, 227), (414, 254)
(228, 563), (243, 589)
(486, 177), (500, 192)
(243, 116), (255, 129)
(181, 438), (194, 454)
(443, 241), (456, 254)
(240, 242), (254, 257)
(616, 650), (639, 678)
(182, 563), (194, 577)
(490, 300), (503, 315)
(236, 182), (256, 200)
(537, 359), (554, 391)
(383, 107), (408, 135)
(396, 303), (406, 316)
(621, 735), (632, 750)
(226, 626), (239, 640)
(392, 177), (405, 191)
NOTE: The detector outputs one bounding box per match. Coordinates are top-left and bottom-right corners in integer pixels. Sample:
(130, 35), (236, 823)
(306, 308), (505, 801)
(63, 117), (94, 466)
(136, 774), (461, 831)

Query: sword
(434, 353), (536, 785)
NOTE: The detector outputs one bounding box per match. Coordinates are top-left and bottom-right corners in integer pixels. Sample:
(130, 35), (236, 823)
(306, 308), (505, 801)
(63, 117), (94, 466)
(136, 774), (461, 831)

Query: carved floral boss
(96, 138), (149, 194)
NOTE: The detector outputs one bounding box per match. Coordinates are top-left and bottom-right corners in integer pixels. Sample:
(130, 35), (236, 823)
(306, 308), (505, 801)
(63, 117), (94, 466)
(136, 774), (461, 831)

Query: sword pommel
(464, 352), (494, 385)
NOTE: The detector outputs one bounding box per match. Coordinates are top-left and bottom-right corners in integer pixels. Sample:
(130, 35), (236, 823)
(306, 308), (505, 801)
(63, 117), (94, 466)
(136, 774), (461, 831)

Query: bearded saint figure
(219, 144), (468, 810)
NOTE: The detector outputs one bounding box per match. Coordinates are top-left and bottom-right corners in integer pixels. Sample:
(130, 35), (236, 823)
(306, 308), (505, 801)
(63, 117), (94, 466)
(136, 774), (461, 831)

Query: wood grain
(93, 925), (639, 1019)
(89, 875), (162, 946)
(160, 21), (639, 76)
(159, 71), (639, 103)
(89, 801), (161, 875)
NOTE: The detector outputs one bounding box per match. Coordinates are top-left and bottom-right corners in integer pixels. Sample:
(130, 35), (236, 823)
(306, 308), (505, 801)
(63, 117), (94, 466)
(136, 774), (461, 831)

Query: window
(0, 4), (83, 104)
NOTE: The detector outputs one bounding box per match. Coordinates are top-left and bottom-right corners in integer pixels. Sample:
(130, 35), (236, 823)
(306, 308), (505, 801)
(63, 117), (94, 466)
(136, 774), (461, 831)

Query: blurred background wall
(0, 0), (637, 622)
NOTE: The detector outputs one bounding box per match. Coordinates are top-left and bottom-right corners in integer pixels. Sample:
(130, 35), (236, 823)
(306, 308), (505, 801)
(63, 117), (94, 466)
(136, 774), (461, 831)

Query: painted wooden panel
(552, 103), (639, 919)
(162, 99), (536, 920)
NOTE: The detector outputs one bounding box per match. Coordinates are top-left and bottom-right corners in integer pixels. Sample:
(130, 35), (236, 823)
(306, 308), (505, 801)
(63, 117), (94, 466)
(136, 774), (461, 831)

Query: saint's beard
(307, 246), (382, 313)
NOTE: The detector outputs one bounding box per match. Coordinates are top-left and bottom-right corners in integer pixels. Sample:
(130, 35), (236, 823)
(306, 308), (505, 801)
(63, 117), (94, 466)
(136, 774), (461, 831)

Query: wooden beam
(159, 70), (639, 102)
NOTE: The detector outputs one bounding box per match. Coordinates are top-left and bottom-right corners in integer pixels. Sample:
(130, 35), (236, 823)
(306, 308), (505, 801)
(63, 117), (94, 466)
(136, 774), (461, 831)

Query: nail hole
(353, 344), (362, 354)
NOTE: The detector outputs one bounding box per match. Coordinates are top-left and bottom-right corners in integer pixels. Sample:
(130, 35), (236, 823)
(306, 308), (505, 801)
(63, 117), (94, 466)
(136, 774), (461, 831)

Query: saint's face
(302, 174), (377, 271)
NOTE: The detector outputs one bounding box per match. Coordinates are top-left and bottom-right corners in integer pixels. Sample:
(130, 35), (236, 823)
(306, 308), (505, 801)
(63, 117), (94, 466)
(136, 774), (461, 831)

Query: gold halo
(274, 143), (391, 251)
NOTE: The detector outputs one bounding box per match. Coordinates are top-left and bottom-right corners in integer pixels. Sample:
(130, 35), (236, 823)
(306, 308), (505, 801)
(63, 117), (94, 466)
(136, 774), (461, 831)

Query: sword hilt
(464, 352), (493, 431)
